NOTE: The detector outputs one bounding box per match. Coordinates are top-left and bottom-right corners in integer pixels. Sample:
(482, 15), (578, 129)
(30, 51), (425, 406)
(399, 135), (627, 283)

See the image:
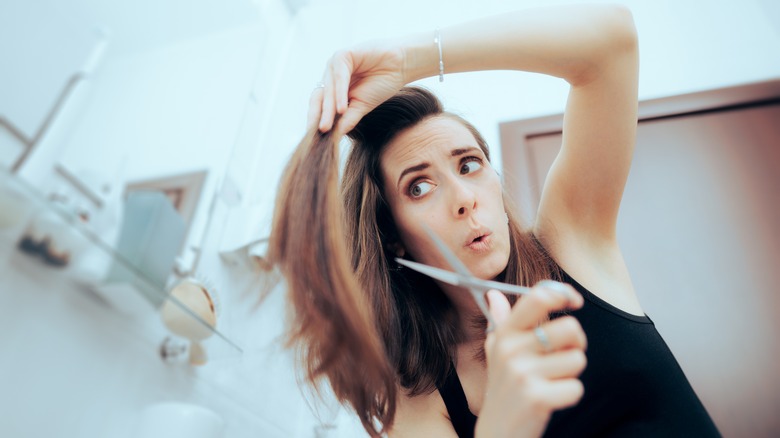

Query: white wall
(0, 0), (98, 139)
(57, 24), (262, 182)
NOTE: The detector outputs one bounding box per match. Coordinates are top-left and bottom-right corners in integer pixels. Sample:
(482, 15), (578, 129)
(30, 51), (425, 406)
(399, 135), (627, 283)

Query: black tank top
(437, 268), (720, 437)
(438, 360), (478, 437)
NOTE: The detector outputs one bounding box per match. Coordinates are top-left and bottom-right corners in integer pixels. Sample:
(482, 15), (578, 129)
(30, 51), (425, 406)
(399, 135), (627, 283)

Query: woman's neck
(439, 282), (485, 342)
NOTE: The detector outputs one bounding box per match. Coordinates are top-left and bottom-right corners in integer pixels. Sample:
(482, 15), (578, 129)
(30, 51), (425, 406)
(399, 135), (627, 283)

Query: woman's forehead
(380, 116), (481, 169)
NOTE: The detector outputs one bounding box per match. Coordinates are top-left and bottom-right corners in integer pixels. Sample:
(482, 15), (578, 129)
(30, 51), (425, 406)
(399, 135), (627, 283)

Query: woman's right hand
(476, 281), (587, 438)
(308, 40), (409, 136)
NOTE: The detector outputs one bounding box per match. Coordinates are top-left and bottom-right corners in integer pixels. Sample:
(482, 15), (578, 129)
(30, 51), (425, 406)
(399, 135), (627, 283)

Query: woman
(269, 4), (719, 437)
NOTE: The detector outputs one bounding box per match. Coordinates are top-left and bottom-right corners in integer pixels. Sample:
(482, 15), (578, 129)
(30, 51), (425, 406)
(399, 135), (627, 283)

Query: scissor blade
(395, 258), (464, 287)
(460, 276), (531, 296)
(422, 225), (474, 278)
(421, 225), (500, 326)
(397, 257), (495, 325)
(421, 225), (531, 296)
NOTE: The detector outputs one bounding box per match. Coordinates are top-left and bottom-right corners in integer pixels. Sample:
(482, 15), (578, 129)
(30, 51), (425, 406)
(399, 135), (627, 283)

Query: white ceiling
(68, 0), (260, 55)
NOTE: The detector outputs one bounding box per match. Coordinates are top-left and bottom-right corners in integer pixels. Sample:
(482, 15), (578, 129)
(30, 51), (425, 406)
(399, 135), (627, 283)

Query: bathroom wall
(1, 0), (326, 437)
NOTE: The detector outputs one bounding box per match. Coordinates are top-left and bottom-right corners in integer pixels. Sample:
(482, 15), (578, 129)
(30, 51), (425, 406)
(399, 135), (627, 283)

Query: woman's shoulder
(388, 389), (458, 438)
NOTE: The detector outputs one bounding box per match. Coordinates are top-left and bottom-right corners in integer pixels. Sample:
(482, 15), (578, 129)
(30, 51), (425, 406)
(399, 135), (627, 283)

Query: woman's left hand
(308, 41), (409, 136)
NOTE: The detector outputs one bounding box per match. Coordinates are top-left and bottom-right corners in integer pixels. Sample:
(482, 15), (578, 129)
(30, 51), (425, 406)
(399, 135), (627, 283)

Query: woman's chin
(467, 252), (509, 281)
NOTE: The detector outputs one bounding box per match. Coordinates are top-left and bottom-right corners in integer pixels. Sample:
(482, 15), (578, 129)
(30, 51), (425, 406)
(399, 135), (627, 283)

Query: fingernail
(538, 280), (578, 301)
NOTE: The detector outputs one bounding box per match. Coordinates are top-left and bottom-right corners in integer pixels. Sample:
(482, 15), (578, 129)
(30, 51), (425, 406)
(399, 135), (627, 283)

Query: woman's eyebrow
(396, 147), (481, 190)
(397, 162), (430, 190)
(451, 146), (481, 157)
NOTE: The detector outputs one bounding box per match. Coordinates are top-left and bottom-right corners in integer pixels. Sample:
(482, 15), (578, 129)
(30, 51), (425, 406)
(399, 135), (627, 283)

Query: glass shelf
(0, 166), (243, 358)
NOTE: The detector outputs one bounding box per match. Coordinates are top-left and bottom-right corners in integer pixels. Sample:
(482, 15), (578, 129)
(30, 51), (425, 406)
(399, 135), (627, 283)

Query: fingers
(319, 71), (336, 132)
(314, 46), (408, 135)
(333, 56), (350, 114)
(537, 378), (585, 411)
(317, 51), (352, 133)
(333, 104), (367, 138)
(491, 337), (586, 385)
(538, 280), (583, 307)
(486, 289), (512, 327)
(307, 86), (324, 130)
(495, 315), (586, 356)
(535, 316), (587, 353)
(498, 281), (583, 334)
(528, 348), (587, 380)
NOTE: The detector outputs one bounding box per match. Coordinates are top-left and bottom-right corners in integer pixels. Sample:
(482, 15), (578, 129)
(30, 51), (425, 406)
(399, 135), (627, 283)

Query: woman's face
(380, 116), (510, 281)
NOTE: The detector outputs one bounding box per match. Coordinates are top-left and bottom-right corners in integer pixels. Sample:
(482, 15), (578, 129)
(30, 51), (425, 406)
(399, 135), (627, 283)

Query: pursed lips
(464, 228), (493, 251)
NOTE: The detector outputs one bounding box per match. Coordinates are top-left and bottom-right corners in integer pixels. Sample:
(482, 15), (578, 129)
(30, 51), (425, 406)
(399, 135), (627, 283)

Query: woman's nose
(452, 180), (477, 217)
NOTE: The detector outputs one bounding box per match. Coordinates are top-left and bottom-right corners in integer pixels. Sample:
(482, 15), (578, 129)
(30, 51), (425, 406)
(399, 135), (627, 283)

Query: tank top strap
(437, 361), (477, 438)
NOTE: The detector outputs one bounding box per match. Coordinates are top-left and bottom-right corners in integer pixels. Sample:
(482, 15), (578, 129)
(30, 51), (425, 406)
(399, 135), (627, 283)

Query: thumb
(334, 104), (370, 137)
(486, 289), (511, 327)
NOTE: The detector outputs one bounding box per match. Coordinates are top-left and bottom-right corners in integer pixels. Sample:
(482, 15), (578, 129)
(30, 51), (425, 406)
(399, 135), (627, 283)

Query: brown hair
(268, 86), (558, 436)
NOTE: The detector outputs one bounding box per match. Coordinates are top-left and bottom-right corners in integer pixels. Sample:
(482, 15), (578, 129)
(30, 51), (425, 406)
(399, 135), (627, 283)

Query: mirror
(0, 0), (263, 275)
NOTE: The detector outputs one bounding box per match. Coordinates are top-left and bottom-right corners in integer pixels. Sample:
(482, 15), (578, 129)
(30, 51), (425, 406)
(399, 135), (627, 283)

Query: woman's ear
(387, 241), (405, 258)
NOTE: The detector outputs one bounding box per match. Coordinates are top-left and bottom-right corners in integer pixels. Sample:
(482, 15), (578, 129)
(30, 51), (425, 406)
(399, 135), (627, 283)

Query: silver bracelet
(434, 28), (444, 82)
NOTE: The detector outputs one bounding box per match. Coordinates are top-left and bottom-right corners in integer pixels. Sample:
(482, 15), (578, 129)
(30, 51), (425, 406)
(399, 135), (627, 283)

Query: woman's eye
(410, 181), (433, 198)
(460, 159), (483, 175)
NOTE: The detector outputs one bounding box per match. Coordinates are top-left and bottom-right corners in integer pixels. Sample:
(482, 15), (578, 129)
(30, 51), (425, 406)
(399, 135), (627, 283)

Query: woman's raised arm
(315, 5), (638, 244)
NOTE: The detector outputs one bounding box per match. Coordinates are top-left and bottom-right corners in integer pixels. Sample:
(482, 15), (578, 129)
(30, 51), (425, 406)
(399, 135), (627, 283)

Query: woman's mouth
(466, 232), (493, 252)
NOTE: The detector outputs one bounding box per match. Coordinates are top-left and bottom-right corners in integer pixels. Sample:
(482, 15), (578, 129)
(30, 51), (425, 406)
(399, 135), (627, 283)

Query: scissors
(395, 225), (531, 328)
